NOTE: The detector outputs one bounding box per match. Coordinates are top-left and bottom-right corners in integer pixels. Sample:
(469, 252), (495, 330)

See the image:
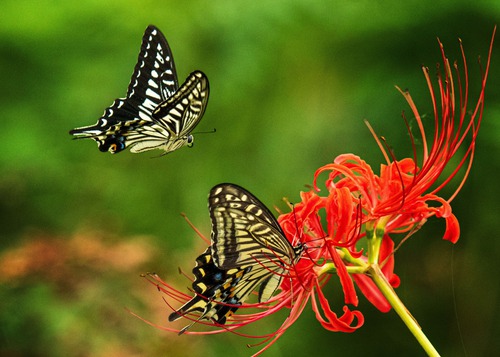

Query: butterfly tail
(168, 296), (209, 323)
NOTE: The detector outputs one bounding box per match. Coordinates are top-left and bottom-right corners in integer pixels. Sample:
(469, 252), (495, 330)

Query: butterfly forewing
(125, 25), (179, 105)
(70, 26), (178, 152)
(209, 184), (296, 270)
(70, 26), (210, 154)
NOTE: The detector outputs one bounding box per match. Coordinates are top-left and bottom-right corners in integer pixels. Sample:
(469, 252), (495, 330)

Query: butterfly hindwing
(70, 25), (210, 154)
(168, 249), (250, 331)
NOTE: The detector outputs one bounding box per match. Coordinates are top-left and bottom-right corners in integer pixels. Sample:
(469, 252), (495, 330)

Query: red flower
(306, 30), (494, 310)
(315, 30), (494, 245)
(278, 190), (364, 327)
(278, 184), (399, 313)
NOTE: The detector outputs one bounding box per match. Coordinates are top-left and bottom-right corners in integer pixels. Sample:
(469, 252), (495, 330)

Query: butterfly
(69, 25), (209, 154)
(169, 183), (303, 331)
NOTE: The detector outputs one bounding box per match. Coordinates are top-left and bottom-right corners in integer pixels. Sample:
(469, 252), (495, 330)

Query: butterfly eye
(187, 135), (194, 147)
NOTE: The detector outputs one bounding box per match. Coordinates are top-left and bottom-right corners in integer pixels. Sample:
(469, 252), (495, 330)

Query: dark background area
(0, 1), (499, 356)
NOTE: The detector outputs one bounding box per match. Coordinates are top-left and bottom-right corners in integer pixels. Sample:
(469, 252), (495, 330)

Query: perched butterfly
(169, 183), (303, 331)
(69, 25), (210, 154)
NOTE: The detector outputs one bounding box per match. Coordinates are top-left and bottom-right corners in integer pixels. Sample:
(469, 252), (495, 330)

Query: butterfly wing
(208, 183), (300, 302)
(124, 25), (179, 106)
(151, 71), (209, 146)
(170, 184), (303, 331)
(129, 70), (209, 154)
(69, 25), (179, 153)
(149, 71), (210, 153)
(168, 249), (250, 332)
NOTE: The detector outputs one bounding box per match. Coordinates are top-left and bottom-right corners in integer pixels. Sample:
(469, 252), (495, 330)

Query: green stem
(368, 264), (441, 357)
(318, 262), (367, 275)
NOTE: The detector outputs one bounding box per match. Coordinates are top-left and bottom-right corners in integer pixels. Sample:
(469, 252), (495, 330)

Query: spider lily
(316, 31), (493, 244)
(280, 28), (495, 355)
(312, 29), (493, 315)
(277, 191), (365, 327)
(278, 187), (399, 313)
(276, 30), (493, 352)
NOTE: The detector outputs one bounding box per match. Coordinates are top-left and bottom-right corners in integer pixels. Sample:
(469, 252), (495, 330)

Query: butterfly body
(70, 26), (209, 154)
(170, 184), (303, 330)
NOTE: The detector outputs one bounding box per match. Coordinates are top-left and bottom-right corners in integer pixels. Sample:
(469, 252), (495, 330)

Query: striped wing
(168, 249), (250, 332)
(208, 183), (301, 302)
(130, 70), (209, 154)
(170, 184), (303, 332)
(70, 25), (210, 154)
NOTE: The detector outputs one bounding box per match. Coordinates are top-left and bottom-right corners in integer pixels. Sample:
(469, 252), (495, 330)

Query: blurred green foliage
(1, 0), (499, 356)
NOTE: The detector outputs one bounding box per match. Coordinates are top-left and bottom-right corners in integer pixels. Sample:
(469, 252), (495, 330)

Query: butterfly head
(184, 128), (215, 149)
(293, 243), (305, 261)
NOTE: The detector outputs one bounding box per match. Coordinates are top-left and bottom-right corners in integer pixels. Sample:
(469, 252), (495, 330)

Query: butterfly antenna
(193, 128), (217, 135)
(291, 203), (302, 246)
(289, 203), (325, 267)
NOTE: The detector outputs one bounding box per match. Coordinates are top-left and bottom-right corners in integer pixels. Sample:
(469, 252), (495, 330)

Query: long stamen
(181, 212), (210, 245)
(365, 120), (391, 165)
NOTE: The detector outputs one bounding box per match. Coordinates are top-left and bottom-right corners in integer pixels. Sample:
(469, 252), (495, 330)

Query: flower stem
(368, 264), (441, 357)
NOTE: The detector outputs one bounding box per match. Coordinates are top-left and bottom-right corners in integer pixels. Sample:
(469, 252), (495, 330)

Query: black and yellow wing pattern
(170, 184), (303, 331)
(70, 25), (209, 154)
(168, 249), (250, 333)
(209, 183), (303, 302)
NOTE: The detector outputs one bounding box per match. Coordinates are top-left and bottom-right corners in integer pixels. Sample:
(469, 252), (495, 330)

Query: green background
(1, 0), (499, 356)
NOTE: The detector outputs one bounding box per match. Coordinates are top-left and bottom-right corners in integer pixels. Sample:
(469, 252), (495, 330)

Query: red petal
(442, 213), (460, 243)
(312, 280), (364, 332)
(329, 244), (358, 306)
(433, 199), (460, 243)
(352, 274), (392, 313)
(379, 235), (400, 288)
(326, 187), (356, 245)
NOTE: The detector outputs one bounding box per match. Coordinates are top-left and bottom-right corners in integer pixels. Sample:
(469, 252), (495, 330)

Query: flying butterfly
(69, 25), (210, 154)
(169, 183), (303, 331)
